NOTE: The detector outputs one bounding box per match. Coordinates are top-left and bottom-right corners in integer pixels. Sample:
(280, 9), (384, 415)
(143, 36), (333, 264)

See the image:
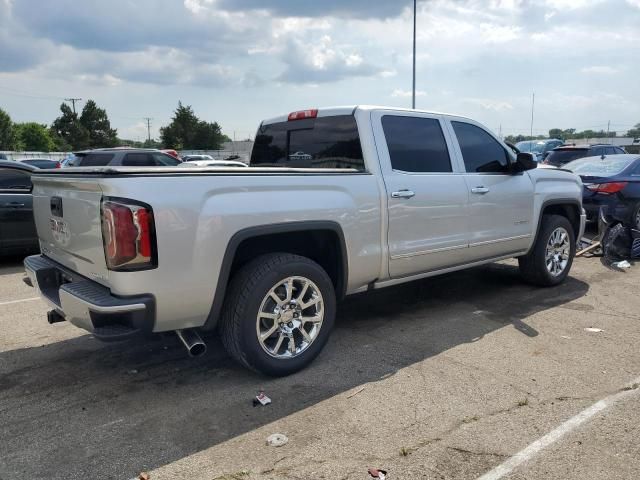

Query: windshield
(564, 156), (636, 177)
(515, 141), (546, 154)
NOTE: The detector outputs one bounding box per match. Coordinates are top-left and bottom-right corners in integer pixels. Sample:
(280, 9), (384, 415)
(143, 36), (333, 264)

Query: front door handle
(471, 186), (490, 194)
(391, 189), (415, 199)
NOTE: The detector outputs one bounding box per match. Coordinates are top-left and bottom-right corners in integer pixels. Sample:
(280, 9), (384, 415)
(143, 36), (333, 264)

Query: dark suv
(544, 144), (626, 167)
(66, 148), (181, 167)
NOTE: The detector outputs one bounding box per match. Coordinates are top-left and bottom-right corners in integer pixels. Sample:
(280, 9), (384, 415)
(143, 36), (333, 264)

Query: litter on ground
(266, 433), (288, 447)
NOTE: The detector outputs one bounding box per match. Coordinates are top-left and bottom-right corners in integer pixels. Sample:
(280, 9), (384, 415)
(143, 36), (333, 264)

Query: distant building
(564, 137), (639, 148)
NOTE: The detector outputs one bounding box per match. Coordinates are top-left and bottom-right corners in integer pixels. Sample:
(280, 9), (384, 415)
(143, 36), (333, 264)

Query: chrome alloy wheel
(256, 276), (324, 359)
(545, 227), (570, 276)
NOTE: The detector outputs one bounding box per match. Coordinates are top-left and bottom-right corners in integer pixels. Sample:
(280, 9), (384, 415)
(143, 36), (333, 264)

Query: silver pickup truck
(25, 106), (585, 376)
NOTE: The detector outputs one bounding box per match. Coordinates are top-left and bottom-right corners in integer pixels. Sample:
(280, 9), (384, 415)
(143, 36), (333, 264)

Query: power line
(0, 85), (65, 101)
(64, 98), (82, 114)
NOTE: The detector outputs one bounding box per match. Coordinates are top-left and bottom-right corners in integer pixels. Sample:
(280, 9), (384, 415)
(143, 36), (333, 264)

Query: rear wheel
(220, 253), (336, 376)
(519, 214), (576, 286)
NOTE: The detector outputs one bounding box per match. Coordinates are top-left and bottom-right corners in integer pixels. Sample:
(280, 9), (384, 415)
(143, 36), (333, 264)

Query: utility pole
(143, 117), (153, 143)
(530, 92), (535, 138)
(607, 120), (611, 143)
(412, 0), (417, 109)
(65, 98), (82, 114)
(499, 124), (502, 140)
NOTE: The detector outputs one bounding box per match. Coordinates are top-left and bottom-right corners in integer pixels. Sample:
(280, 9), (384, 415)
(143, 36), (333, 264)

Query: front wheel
(518, 214), (576, 286)
(220, 253), (336, 376)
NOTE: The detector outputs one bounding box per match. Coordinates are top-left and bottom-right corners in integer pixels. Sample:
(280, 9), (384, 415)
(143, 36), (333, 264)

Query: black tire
(518, 214), (576, 287)
(219, 253), (336, 376)
(632, 203), (640, 230)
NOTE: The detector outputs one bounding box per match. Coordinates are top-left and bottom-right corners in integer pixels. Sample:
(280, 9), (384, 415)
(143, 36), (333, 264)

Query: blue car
(564, 154), (640, 228)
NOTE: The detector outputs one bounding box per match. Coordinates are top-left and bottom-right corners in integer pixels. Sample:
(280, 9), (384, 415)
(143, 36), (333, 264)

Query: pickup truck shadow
(0, 256), (28, 276)
(0, 262), (588, 479)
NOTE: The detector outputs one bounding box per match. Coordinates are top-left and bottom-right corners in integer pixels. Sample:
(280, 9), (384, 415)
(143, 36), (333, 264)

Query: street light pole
(412, 0), (417, 109)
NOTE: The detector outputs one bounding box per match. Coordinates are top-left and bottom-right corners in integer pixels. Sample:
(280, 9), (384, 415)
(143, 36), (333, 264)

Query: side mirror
(512, 152), (537, 173)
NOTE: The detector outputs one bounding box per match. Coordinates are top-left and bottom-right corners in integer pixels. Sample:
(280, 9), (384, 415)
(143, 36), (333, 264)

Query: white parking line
(0, 297), (41, 306)
(477, 376), (640, 480)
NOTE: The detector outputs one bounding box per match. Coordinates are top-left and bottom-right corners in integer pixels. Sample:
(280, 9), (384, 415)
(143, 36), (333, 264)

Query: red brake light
(288, 109), (318, 121)
(102, 199), (156, 270)
(55, 162), (61, 168)
(585, 182), (627, 194)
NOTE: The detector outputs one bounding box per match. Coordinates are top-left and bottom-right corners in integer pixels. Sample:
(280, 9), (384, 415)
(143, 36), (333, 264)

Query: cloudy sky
(0, 0), (639, 141)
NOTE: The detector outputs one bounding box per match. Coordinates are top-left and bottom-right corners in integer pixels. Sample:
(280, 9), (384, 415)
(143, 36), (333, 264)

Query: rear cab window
(250, 115), (365, 170)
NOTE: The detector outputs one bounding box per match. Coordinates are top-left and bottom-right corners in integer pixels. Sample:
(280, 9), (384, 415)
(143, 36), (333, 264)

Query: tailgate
(31, 175), (109, 285)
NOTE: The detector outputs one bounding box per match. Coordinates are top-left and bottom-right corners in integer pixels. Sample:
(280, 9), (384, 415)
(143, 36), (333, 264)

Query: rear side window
(0, 168), (31, 190)
(251, 115), (364, 170)
(452, 121), (510, 173)
(381, 116), (451, 173)
(546, 149), (588, 165)
(591, 147), (605, 156)
(77, 153), (114, 166)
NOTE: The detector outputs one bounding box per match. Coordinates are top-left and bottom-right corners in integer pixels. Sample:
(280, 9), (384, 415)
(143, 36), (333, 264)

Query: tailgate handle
(50, 196), (63, 217)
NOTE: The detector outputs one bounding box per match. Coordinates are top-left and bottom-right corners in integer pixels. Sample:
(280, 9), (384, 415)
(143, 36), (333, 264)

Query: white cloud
(581, 65), (619, 75)
(391, 89), (426, 98)
(464, 98), (514, 111)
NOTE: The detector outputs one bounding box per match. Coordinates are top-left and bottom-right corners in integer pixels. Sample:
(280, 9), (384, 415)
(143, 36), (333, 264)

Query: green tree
(627, 123), (640, 138)
(51, 103), (89, 150)
(15, 122), (55, 151)
(79, 100), (118, 148)
(160, 102), (225, 150)
(0, 107), (18, 150)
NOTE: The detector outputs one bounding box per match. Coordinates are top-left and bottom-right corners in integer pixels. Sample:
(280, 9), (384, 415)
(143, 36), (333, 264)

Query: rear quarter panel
(98, 173), (382, 331)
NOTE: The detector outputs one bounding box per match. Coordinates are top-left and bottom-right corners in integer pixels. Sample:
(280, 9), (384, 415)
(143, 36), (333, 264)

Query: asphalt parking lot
(1, 254), (639, 480)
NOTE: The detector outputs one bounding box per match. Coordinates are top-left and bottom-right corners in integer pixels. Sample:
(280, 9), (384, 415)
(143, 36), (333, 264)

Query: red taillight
(102, 199), (156, 270)
(55, 162), (61, 168)
(288, 109), (318, 121)
(585, 182), (627, 194)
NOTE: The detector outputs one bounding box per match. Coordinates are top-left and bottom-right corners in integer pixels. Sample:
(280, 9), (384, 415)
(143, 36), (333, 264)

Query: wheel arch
(203, 221), (348, 331)
(531, 199), (582, 252)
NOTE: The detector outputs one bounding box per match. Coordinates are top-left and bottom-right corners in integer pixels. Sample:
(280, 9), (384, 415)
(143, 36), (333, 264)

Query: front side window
(152, 153), (180, 166)
(452, 121), (510, 173)
(381, 115), (452, 173)
(122, 153), (155, 167)
(251, 115), (364, 170)
(0, 168), (31, 190)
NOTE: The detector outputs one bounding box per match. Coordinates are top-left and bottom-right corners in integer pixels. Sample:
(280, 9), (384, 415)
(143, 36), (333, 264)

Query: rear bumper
(24, 255), (155, 341)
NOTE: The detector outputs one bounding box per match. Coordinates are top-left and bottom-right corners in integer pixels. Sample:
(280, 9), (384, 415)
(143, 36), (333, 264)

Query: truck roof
(260, 105), (473, 126)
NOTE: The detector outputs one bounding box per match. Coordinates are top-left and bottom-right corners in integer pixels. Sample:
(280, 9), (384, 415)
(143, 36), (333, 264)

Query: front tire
(518, 214), (576, 286)
(220, 253), (336, 376)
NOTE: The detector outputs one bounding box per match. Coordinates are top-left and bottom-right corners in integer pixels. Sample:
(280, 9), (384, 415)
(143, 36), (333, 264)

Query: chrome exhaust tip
(176, 329), (207, 357)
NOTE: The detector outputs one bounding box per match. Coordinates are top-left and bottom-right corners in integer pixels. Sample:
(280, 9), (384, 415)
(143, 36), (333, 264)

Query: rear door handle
(0, 202), (26, 208)
(391, 189), (415, 199)
(471, 186), (489, 194)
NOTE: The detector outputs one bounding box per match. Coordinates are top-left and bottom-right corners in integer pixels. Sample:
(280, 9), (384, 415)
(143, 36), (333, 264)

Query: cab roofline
(260, 105), (473, 126)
